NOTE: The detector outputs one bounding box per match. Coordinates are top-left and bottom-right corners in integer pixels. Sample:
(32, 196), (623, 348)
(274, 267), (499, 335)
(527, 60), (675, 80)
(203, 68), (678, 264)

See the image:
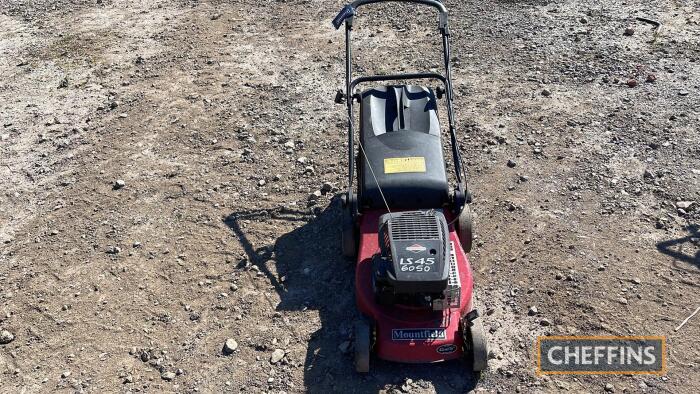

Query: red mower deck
(356, 210), (474, 363)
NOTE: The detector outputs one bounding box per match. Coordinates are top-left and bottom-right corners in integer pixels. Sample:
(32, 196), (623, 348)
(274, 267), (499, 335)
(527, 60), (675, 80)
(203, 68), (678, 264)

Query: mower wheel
(457, 204), (473, 253)
(341, 212), (356, 258)
(354, 320), (371, 373)
(464, 295), (488, 372)
(468, 315), (488, 372)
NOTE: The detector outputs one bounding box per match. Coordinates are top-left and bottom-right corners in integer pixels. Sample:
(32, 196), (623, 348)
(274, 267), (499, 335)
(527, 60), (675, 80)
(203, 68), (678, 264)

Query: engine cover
(377, 210), (450, 294)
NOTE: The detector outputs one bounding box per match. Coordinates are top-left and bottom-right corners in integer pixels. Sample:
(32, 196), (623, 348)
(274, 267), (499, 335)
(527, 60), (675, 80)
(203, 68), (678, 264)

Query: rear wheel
(354, 320), (371, 373)
(457, 204), (473, 253)
(341, 193), (357, 258)
(341, 214), (356, 258)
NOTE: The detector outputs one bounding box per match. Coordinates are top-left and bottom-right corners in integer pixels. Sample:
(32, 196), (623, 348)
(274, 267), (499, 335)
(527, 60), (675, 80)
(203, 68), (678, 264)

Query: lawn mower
(332, 0), (488, 373)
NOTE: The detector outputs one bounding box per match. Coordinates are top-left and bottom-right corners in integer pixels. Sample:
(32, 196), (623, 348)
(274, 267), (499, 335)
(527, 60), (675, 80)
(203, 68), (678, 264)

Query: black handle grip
(332, 5), (355, 29)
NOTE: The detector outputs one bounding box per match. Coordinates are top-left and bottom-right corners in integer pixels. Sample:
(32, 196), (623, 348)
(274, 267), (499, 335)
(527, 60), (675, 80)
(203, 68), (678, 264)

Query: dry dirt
(1, 0), (699, 393)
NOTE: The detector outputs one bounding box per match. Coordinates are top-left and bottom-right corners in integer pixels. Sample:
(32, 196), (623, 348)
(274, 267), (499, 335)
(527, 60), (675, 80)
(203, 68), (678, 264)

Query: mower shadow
(224, 199), (479, 393)
(656, 224), (700, 270)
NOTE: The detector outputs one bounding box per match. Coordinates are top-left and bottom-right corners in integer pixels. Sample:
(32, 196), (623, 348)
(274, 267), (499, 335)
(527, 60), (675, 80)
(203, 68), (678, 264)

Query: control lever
(436, 86), (445, 99)
(334, 90), (346, 104)
(332, 5), (355, 30)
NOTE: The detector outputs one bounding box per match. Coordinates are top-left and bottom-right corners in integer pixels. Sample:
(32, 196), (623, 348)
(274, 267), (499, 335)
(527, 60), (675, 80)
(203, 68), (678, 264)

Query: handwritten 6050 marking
(399, 257), (435, 272)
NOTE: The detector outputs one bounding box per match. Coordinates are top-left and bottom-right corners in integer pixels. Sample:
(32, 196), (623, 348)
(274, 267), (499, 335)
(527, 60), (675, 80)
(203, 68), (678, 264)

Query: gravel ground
(0, 0), (698, 393)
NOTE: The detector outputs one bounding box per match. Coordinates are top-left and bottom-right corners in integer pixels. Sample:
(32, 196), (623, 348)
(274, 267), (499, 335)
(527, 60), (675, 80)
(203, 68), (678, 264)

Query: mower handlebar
(351, 0), (446, 13)
(333, 0), (448, 30)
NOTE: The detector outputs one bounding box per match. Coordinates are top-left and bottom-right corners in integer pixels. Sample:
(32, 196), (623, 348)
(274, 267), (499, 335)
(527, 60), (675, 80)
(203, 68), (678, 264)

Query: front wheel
(464, 295), (488, 372)
(354, 320), (371, 373)
(467, 316), (488, 372)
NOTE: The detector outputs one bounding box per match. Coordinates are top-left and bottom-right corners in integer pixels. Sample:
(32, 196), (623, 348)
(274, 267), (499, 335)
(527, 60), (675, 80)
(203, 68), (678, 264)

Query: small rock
(555, 272), (563, 280)
(507, 159), (517, 168)
(541, 89), (551, 97)
(528, 306), (538, 316)
(321, 182), (333, 194)
(598, 265), (606, 271)
(270, 348), (285, 363)
(627, 79), (638, 88)
(619, 297), (628, 305)
(540, 318), (552, 327)
(210, 13), (223, 20)
(61, 371), (71, 379)
(605, 383), (615, 393)
(646, 74), (656, 83)
(296, 157), (307, 164)
(161, 371), (176, 381)
(106, 246), (121, 255)
(123, 375), (134, 384)
(0, 330), (15, 344)
(623, 27), (634, 36)
(308, 190), (322, 201)
(632, 277), (641, 285)
(258, 179), (266, 187)
(118, 113), (128, 118)
(579, 17), (588, 24)
(676, 201), (694, 210)
(223, 338), (238, 355)
(678, 90), (689, 96)
(114, 179), (126, 190)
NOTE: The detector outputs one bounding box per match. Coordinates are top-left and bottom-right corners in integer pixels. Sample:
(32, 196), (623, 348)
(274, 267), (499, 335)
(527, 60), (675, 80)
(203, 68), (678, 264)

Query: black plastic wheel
(468, 316), (488, 372)
(340, 192), (357, 258)
(354, 320), (371, 373)
(457, 204), (473, 253)
(464, 294), (488, 372)
(341, 214), (356, 258)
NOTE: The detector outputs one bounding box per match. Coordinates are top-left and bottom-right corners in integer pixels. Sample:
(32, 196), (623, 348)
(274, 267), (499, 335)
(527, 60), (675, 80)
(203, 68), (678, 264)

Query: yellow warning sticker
(383, 157), (427, 174)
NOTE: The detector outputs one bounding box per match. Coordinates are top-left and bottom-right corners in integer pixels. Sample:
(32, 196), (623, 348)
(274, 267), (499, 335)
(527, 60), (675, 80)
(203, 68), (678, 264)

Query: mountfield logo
(537, 336), (666, 375)
(392, 328), (446, 341)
